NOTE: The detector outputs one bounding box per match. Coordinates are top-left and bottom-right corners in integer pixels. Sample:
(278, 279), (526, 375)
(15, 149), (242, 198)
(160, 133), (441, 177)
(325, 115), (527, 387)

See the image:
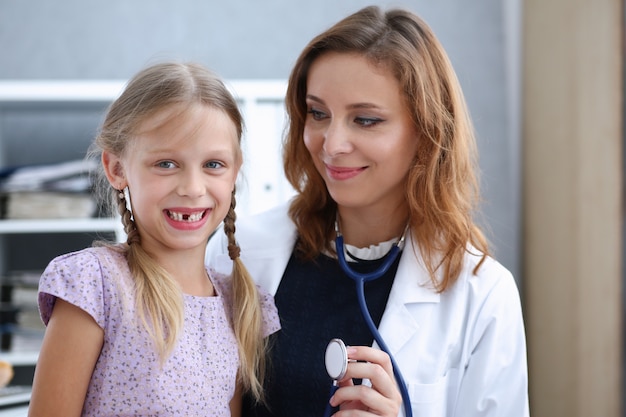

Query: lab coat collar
(376, 232), (440, 354)
(392, 231), (441, 303)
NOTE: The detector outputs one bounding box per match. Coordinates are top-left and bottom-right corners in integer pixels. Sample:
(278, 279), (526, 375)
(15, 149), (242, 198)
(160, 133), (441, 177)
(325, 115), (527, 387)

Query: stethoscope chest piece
(325, 338), (348, 380)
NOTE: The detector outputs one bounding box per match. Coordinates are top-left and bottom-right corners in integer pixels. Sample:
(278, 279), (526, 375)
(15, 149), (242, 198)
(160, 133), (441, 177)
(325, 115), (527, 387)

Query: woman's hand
(329, 345), (402, 416)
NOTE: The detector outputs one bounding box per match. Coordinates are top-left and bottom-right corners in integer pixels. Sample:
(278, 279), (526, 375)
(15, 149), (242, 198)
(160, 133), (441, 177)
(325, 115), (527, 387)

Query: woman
(207, 6), (529, 417)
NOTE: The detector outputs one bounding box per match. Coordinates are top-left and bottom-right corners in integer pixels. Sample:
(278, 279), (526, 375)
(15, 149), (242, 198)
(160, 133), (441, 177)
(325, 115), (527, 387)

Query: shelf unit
(0, 79), (130, 254)
(0, 218), (124, 242)
(0, 81), (130, 380)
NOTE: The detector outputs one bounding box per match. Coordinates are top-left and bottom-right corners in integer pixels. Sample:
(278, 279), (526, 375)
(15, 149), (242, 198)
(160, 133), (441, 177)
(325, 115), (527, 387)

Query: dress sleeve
(453, 271), (530, 417)
(38, 250), (107, 329)
(258, 285), (280, 338)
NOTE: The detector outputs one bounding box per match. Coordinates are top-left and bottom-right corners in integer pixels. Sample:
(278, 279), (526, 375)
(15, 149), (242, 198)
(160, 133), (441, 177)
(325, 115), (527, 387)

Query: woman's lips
(325, 164), (366, 181)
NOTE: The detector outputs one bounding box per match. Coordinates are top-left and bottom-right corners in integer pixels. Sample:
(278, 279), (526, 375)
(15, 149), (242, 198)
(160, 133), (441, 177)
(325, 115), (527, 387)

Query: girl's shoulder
(208, 269), (272, 303)
(208, 268), (281, 337)
(50, 244), (127, 267)
(39, 244), (132, 327)
(45, 244), (131, 283)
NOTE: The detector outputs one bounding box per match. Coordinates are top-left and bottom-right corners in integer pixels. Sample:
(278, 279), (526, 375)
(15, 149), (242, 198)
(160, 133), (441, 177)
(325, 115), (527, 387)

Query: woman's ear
(102, 151), (126, 190)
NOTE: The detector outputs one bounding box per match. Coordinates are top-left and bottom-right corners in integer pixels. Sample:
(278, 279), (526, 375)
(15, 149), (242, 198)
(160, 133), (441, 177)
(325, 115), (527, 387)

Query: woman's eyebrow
(305, 94), (325, 104)
(306, 94), (381, 110)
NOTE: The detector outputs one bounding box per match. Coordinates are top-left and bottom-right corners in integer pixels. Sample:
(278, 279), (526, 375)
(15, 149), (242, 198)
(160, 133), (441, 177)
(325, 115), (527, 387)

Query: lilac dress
(38, 245), (280, 417)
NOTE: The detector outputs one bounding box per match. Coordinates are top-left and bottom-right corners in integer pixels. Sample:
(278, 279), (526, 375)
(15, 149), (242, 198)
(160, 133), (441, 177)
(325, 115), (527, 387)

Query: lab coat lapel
(376, 233), (440, 355)
(207, 204), (298, 296)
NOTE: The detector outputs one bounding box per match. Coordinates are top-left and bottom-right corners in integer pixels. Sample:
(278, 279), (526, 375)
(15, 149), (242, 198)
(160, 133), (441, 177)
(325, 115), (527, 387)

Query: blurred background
(0, 0), (622, 416)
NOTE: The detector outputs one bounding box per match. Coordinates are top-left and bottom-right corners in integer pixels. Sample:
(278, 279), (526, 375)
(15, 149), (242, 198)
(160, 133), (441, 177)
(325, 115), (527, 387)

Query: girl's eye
(206, 161), (224, 169)
(157, 161), (176, 169)
(307, 108), (327, 121)
(355, 117), (383, 127)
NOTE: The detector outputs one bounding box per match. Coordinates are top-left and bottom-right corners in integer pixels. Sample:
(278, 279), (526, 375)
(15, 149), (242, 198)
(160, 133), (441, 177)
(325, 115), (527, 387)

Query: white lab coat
(206, 204), (530, 417)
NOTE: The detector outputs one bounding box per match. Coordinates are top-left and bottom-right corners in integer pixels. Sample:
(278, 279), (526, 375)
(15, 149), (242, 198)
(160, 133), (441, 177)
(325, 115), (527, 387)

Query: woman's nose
(323, 121), (353, 156)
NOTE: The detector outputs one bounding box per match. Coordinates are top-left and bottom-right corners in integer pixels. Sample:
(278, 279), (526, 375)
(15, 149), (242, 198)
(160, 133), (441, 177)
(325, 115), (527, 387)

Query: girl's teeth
(168, 211), (203, 222)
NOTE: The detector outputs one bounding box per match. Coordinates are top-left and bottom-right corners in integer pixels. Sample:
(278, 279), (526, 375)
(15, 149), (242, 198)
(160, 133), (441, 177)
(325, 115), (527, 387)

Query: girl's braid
(224, 189), (240, 260)
(117, 188), (140, 245)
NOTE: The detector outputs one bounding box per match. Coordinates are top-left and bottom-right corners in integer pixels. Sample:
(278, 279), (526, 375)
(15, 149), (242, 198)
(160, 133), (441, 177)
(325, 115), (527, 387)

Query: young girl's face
(303, 52), (418, 214)
(106, 103), (240, 257)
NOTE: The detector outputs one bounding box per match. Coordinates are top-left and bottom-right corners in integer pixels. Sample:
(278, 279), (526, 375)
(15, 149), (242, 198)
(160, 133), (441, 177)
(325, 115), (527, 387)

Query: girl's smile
(105, 102), (241, 258)
(164, 207), (211, 230)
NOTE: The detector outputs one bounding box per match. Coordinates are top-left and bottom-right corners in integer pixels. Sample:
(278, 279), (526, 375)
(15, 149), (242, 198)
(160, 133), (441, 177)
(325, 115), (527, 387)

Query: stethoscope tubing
(335, 235), (413, 417)
(323, 382), (340, 417)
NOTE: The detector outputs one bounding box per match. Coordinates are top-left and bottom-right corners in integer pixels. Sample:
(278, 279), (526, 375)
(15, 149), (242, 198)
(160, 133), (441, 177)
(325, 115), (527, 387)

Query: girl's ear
(233, 160), (242, 192)
(102, 151), (126, 189)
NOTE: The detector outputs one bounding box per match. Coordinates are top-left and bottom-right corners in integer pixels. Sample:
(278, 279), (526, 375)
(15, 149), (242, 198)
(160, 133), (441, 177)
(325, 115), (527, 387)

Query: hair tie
(228, 243), (241, 260)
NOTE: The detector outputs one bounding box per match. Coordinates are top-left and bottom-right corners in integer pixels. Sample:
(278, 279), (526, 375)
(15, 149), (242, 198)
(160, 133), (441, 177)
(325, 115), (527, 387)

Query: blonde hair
(283, 6), (489, 291)
(88, 61), (268, 401)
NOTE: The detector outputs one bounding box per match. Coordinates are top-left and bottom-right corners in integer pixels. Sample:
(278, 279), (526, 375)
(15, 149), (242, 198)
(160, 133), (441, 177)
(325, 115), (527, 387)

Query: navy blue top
(242, 246), (401, 417)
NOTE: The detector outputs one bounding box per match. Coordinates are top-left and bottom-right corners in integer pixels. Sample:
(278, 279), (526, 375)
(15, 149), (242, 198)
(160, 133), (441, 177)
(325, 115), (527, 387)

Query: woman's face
(303, 52), (418, 214)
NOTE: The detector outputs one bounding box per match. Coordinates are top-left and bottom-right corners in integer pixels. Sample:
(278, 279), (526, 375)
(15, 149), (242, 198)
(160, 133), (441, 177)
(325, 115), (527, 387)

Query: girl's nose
(322, 121), (353, 156)
(177, 169), (205, 198)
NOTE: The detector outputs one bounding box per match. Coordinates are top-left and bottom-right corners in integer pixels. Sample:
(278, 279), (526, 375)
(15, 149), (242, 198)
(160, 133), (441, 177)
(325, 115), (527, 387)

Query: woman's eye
(206, 161), (224, 169)
(355, 117), (383, 127)
(157, 161), (176, 169)
(307, 108), (327, 121)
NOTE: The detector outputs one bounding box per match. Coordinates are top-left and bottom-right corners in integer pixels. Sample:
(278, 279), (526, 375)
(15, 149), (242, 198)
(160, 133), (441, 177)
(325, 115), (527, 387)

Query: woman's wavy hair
(283, 6), (490, 291)
(88, 61), (268, 401)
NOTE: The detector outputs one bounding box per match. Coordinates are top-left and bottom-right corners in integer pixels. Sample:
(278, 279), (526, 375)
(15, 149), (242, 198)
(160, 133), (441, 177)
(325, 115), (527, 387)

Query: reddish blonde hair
(283, 6), (489, 291)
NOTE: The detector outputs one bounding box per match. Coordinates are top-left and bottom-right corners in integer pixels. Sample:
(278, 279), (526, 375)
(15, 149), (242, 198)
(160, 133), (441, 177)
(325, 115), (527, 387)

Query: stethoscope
(323, 220), (413, 417)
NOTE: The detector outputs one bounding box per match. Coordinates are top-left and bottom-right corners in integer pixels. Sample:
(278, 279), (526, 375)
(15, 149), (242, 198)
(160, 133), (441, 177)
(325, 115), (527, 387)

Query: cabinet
(0, 82), (129, 369)
(0, 79), (290, 409)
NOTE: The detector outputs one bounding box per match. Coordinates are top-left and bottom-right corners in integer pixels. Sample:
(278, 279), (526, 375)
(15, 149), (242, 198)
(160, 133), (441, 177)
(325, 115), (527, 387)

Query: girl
(206, 6), (529, 417)
(29, 61), (279, 416)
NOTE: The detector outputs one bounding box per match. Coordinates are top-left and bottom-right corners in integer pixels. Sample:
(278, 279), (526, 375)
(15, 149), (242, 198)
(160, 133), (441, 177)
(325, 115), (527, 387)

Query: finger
(346, 346), (394, 378)
(333, 346), (403, 415)
(337, 376), (355, 388)
(342, 360), (402, 403)
(331, 384), (400, 417)
(344, 347), (398, 398)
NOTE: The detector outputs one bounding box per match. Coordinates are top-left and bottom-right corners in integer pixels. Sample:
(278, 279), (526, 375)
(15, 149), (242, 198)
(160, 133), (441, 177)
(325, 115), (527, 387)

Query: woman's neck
(336, 204), (410, 248)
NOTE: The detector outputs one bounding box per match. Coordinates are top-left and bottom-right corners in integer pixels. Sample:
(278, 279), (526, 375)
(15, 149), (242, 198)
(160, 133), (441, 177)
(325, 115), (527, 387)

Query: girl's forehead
(129, 103), (241, 157)
(136, 103), (200, 134)
(136, 104), (236, 141)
